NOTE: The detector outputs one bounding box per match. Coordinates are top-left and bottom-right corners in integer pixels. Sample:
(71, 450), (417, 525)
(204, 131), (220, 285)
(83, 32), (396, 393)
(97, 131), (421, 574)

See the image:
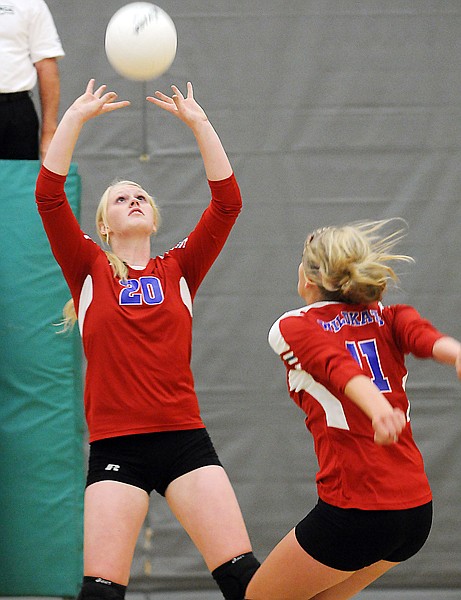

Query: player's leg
(248, 498), (432, 600)
(310, 560), (397, 600)
(78, 480), (149, 600)
(245, 528), (352, 600)
(165, 465), (259, 599)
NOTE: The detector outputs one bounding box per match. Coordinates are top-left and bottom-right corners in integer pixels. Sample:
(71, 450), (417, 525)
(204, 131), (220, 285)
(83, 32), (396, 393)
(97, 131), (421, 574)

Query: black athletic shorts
(86, 428), (222, 496)
(295, 498), (433, 571)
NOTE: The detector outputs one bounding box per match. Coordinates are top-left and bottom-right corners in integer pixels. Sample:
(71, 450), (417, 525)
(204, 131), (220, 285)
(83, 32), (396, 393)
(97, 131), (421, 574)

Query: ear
(304, 276), (315, 289)
(99, 223), (110, 235)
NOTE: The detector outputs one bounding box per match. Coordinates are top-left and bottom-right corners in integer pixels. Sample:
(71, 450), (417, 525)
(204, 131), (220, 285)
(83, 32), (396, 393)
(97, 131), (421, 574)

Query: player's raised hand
(147, 82), (208, 129)
(68, 79), (130, 124)
(44, 80), (129, 176)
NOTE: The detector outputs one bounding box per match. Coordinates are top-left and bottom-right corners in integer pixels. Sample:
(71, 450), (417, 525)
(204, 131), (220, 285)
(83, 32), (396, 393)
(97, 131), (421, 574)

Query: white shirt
(0, 0), (64, 93)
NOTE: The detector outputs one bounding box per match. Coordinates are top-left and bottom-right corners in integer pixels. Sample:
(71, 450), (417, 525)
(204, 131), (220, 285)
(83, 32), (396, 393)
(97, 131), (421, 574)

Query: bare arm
(344, 375), (407, 445)
(35, 57), (60, 160)
(43, 79), (130, 176)
(147, 82), (232, 181)
(432, 336), (461, 378)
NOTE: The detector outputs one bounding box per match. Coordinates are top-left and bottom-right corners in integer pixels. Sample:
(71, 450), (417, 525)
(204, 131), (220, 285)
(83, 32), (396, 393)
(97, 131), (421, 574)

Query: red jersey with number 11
(269, 300), (444, 510)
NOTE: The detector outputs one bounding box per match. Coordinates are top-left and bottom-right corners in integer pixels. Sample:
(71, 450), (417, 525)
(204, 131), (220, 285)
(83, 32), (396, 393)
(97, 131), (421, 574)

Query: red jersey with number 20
(269, 301), (444, 510)
(36, 166), (242, 443)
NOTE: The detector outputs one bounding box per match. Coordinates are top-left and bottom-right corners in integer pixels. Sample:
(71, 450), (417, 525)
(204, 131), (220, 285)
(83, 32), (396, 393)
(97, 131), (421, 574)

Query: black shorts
(86, 428), (222, 496)
(295, 498), (433, 571)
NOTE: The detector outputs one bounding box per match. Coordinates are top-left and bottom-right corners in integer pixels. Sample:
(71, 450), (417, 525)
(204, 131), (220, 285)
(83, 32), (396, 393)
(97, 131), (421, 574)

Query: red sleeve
(35, 165), (100, 296)
(168, 173), (242, 298)
(35, 164), (68, 211)
(386, 304), (444, 358)
(279, 315), (365, 394)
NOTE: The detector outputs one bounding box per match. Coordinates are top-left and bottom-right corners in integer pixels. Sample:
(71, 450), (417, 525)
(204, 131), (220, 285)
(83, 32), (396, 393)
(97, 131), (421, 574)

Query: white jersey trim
(288, 370), (349, 430)
(179, 276), (193, 317)
(78, 274), (93, 336)
(269, 304), (350, 431)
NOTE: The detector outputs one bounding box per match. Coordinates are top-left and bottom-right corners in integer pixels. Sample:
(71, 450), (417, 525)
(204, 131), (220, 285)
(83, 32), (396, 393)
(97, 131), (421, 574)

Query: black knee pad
(77, 577), (126, 600)
(212, 552), (261, 600)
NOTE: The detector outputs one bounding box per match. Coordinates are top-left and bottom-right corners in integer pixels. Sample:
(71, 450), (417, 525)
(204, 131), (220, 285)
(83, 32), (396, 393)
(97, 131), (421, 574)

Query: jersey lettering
(318, 309), (385, 332)
(346, 339), (391, 392)
(119, 276), (164, 306)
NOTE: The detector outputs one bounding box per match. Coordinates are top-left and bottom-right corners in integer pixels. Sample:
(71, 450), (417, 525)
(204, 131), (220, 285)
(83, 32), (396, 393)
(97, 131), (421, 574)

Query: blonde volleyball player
(36, 79), (259, 600)
(246, 221), (461, 599)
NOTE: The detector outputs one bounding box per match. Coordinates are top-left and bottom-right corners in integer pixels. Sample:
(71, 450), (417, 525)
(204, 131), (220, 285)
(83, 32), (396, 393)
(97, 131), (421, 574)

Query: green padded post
(0, 161), (84, 596)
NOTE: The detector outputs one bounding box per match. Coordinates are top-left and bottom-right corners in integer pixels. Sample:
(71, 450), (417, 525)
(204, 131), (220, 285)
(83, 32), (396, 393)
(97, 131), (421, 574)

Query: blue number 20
(346, 339), (391, 392)
(119, 276), (164, 306)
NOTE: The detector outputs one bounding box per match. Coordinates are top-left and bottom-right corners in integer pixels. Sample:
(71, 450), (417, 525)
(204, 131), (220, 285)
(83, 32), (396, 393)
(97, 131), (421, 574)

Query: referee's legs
(0, 95), (39, 159)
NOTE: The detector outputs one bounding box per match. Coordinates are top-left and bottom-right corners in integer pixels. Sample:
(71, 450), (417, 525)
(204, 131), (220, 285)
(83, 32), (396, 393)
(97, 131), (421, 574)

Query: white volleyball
(105, 2), (177, 81)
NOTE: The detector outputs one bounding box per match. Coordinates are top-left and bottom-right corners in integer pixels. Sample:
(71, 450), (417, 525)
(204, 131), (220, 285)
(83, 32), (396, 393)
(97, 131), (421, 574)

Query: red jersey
(269, 301), (444, 510)
(36, 166), (242, 443)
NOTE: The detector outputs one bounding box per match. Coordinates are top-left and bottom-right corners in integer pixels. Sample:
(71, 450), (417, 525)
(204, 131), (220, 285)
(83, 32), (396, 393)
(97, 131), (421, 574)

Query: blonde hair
(59, 180), (160, 332)
(302, 219), (413, 304)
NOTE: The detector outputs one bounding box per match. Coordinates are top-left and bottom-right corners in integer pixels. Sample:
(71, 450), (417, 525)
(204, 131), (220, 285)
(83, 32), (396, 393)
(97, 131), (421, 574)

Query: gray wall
(46, 0), (461, 591)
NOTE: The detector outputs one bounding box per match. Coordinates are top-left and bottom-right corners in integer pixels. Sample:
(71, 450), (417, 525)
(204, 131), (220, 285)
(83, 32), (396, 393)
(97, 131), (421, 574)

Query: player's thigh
(245, 528), (351, 600)
(84, 480), (149, 584)
(311, 560), (397, 600)
(165, 465), (252, 571)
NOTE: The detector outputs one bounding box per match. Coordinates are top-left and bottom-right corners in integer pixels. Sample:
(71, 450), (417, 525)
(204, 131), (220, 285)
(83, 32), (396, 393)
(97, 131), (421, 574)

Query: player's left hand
(146, 82), (208, 128)
(372, 408), (407, 445)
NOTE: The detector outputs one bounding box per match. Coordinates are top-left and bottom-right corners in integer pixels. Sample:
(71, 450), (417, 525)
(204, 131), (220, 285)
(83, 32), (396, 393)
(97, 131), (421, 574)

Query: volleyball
(105, 2), (177, 81)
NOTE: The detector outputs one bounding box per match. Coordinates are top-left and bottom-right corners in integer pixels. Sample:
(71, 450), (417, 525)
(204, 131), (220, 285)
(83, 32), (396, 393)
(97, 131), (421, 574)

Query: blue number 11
(346, 339), (391, 392)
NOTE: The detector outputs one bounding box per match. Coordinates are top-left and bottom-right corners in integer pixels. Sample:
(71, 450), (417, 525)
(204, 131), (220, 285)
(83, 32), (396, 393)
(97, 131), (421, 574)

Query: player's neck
(110, 237), (151, 268)
(301, 285), (323, 305)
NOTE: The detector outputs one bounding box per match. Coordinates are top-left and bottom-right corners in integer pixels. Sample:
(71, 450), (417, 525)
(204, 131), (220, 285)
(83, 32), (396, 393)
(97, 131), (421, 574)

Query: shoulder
(11, 0), (47, 19)
(381, 303), (422, 322)
(268, 305), (316, 354)
(30, 0), (53, 17)
(156, 247), (182, 266)
(147, 251), (184, 278)
(270, 302), (338, 332)
(28, 0), (64, 56)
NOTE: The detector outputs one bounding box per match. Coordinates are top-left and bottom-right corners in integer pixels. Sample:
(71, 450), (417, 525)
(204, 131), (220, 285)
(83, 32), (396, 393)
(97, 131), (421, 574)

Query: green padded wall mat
(0, 161), (84, 596)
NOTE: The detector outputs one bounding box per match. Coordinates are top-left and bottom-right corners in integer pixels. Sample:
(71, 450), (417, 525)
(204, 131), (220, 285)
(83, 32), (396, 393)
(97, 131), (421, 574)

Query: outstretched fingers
(146, 82), (208, 128)
(171, 82), (193, 106)
(84, 79), (109, 102)
(85, 78), (96, 94)
(103, 100), (131, 113)
(170, 84), (184, 99)
(94, 85), (108, 99)
(152, 90), (176, 104)
(146, 90), (178, 114)
(146, 83), (191, 108)
(80, 79), (130, 112)
(85, 78), (109, 97)
(100, 91), (131, 113)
